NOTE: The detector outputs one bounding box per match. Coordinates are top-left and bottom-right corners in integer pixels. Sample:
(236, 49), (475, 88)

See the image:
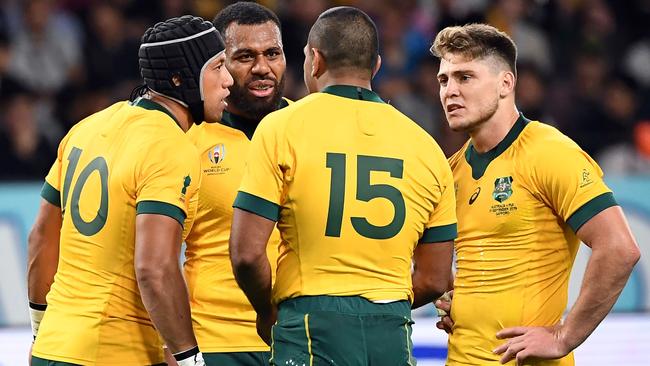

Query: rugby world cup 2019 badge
(493, 176), (513, 203)
(208, 143), (226, 164)
(205, 143), (231, 176)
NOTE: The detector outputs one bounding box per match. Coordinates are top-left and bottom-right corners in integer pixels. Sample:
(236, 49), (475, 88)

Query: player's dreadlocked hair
(133, 15), (226, 124)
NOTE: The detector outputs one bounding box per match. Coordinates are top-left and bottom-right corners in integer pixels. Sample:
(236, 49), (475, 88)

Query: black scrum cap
(139, 15), (225, 123)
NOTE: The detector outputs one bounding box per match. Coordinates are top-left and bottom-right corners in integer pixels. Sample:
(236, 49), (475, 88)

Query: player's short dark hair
(212, 1), (281, 35)
(431, 23), (517, 77)
(307, 6), (379, 76)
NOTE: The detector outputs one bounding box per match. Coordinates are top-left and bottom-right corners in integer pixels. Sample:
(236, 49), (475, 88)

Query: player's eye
(438, 78), (448, 86)
(237, 54), (254, 62)
(460, 75), (471, 82)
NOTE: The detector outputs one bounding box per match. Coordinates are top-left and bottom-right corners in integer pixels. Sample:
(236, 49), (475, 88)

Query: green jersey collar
(131, 97), (181, 129)
(465, 113), (531, 180)
(322, 85), (385, 104)
(221, 98), (290, 140)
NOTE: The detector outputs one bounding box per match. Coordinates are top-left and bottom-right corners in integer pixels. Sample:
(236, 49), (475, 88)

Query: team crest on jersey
(208, 143), (226, 164)
(493, 176), (513, 203)
(181, 175), (191, 195)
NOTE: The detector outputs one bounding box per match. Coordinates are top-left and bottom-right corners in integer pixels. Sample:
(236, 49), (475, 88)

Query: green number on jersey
(325, 153), (405, 239)
(62, 147), (109, 236)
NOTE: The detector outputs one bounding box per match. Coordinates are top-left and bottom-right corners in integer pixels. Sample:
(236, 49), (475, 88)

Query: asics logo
(469, 187), (481, 205)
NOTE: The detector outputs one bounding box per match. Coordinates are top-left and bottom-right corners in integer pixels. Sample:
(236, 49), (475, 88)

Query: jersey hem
(233, 191), (280, 221)
(201, 346), (271, 353)
(566, 192), (617, 232)
(136, 200), (186, 227)
(420, 223), (457, 243)
(32, 350), (165, 366)
(40, 181), (61, 207)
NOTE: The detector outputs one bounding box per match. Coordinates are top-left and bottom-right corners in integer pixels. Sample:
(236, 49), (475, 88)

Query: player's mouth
(446, 103), (464, 114)
(248, 80), (275, 98)
(221, 90), (230, 107)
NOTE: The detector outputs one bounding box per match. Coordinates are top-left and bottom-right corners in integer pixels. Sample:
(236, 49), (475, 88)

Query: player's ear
(499, 70), (516, 98)
(371, 54), (382, 79)
(311, 48), (326, 78)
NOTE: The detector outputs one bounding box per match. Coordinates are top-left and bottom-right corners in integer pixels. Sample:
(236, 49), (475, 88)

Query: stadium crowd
(0, 0), (649, 180)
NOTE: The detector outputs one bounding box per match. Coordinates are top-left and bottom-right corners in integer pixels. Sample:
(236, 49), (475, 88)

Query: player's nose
(251, 54), (271, 75)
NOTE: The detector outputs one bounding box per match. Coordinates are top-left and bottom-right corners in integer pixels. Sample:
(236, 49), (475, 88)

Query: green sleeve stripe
(136, 200), (186, 227)
(40, 182), (61, 207)
(419, 223), (457, 243)
(233, 191), (280, 222)
(566, 192), (618, 232)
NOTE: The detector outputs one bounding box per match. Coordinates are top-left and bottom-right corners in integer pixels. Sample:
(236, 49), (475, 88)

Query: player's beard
(227, 75), (286, 122)
(451, 96), (499, 133)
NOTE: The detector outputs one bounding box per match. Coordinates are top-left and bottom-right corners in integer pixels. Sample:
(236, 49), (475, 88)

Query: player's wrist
(552, 322), (575, 356)
(28, 301), (47, 340)
(173, 345), (205, 366)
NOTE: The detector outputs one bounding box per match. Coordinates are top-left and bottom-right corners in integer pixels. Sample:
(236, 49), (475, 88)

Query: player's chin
(445, 116), (463, 130)
(447, 116), (473, 132)
(247, 92), (276, 104)
(204, 108), (226, 124)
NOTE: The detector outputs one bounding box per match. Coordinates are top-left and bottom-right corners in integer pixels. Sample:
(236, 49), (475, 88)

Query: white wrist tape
(29, 302), (47, 338)
(174, 346), (205, 366)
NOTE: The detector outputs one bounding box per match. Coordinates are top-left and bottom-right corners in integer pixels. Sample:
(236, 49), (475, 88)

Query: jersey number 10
(325, 153), (405, 240)
(62, 147), (109, 236)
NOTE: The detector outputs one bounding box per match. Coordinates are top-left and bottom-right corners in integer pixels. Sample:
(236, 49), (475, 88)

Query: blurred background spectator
(0, 0), (649, 180)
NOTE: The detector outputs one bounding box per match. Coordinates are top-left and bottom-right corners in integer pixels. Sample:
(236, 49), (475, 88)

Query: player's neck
(148, 94), (192, 132)
(469, 104), (519, 154)
(318, 74), (372, 91)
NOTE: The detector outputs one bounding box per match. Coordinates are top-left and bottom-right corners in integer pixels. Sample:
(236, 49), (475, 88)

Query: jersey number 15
(325, 153), (405, 240)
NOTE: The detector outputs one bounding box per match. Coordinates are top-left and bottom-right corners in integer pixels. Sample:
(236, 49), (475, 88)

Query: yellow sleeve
(41, 131), (74, 207)
(532, 141), (616, 232)
(420, 149), (458, 243)
(134, 137), (201, 227)
(233, 114), (287, 221)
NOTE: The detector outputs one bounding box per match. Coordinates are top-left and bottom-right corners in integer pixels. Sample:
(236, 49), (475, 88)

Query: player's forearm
(136, 262), (197, 353)
(561, 244), (639, 351)
(411, 241), (454, 309)
(27, 235), (58, 303)
(229, 209), (276, 317)
(232, 253), (273, 317)
(412, 271), (448, 308)
(27, 209), (61, 303)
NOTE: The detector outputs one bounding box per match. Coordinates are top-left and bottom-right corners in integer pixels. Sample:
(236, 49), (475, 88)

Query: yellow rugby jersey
(184, 100), (289, 353)
(235, 85), (457, 304)
(447, 114), (616, 366)
(33, 98), (200, 366)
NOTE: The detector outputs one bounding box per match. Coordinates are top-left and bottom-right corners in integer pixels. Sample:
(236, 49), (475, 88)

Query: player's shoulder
(519, 120), (584, 160)
(447, 140), (471, 170)
(186, 121), (238, 153)
(69, 101), (128, 132)
(256, 93), (321, 133)
(59, 101), (128, 146)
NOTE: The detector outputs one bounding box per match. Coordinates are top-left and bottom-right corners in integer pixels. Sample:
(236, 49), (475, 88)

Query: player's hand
(256, 306), (277, 346)
(164, 346), (179, 366)
(434, 290), (454, 334)
(494, 324), (571, 365)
